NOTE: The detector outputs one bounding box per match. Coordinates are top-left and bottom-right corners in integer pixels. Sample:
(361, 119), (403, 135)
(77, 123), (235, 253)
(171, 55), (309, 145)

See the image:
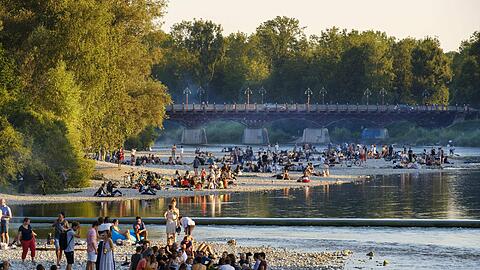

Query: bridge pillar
(242, 128), (269, 145)
(301, 128), (330, 144)
(181, 128), (208, 145)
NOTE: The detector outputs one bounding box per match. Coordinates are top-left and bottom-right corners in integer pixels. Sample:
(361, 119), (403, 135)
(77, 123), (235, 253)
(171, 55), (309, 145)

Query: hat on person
(98, 223), (110, 232)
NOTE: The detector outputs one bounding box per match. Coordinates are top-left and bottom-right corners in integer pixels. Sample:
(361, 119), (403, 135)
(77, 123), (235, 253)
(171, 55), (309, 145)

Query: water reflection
(12, 170), (480, 219)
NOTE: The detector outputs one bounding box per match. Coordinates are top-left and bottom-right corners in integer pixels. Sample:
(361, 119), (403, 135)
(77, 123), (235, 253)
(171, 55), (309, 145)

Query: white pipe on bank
(11, 217), (480, 228)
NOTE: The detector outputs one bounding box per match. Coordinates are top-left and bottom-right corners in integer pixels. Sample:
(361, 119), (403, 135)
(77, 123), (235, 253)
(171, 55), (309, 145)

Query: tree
(392, 38), (416, 103)
(0, 0), (171, 190)
(411, 38), (452, 105)
(334, 31), (394, 103)
(451, 32), (480, 107)
(170, 19), (225, 100)
(211, 33), (269, 102)
(255, 16), (307, 67)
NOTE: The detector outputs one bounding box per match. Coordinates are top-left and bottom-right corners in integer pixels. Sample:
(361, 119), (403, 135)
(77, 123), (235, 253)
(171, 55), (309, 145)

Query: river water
(9, 146), (480, 269)
(13, 170), (480, 219)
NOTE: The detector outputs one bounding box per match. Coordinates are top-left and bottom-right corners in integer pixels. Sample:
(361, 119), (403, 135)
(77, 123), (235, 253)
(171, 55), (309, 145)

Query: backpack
(59, 229), (73, 250)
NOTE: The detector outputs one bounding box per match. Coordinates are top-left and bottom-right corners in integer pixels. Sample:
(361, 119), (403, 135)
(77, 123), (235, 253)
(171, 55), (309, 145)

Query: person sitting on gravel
(196, 243), (214, 257)
(192, 256), (206, 270)
(106, 181), (122, 197)
(111, 219), (134, 242)
(139, 184), (156, 195)
(218, 257), (235, 270)
(129, 246), (142, 270)
(164, 236), (175, 256)
(259, 252), (268, 270)
(180, 235), (194, 257)
(133, 217), (148, 243)
(93, 183), (108, 197)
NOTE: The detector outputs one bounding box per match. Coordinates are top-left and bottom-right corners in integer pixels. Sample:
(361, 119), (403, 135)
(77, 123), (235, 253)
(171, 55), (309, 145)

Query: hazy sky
(162, 0), (480, 52)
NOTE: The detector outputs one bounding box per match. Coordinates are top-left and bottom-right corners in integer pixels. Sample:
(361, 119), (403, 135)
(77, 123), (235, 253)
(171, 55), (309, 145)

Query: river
(8, 145), (480, 269)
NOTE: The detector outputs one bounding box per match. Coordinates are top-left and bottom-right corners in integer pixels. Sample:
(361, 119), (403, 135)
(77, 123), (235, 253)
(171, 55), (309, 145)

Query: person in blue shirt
(0, 199), (12, 245)
(64, 221), (80, 270)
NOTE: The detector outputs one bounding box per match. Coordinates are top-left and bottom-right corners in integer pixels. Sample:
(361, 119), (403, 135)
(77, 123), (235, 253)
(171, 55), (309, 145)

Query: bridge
(165, 103), (478, 144)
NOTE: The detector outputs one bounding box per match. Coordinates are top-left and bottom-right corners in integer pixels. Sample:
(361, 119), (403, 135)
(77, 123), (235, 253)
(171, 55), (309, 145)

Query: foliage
(0, 0), (171, 191)
(0, 117), (28, 187)
(125, 125), (161, 150)
(154, 17), (473, 107)
(451, 32), (480, 106)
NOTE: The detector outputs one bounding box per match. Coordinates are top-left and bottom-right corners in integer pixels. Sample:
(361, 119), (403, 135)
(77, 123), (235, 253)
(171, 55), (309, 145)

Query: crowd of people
(0, 198), (269, 270)
(91, 142), (459, 198)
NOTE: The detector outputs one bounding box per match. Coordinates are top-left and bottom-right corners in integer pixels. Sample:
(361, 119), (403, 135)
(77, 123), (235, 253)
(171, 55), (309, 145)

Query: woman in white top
(164, 204), (178, 241)
(97, 224), (115, 270)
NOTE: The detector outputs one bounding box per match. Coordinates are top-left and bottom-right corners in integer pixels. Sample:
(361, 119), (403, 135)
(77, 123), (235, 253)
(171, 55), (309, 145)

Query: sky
(161, 0), (480, 52)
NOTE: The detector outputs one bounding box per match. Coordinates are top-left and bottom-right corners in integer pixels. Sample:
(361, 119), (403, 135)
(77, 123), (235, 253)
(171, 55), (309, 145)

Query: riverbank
(0, 240), (352, 270)
(1, 157), (473, 205)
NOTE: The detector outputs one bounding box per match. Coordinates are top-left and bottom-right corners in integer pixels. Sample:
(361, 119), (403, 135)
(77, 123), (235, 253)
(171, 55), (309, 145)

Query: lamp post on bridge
(244, 87), (253, 105)
(319, 86), (327, 105)
(305, 87), (313, 106)
(364, 88), (372, 105)
(258, 86), (267, 104)
(183, 87), (192, 106)
(379, 88), (387, 105)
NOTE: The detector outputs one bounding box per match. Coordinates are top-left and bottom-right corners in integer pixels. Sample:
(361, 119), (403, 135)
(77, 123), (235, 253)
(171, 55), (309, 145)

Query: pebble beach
(0, 240), (352, 270)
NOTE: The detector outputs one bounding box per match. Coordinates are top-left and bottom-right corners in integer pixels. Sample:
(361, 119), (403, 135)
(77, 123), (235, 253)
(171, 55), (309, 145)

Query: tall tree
(170, 19), (224, 101)
(451, 31), (480, 107)
(411, 38), (451, 105)
(0, 0), (171, 190)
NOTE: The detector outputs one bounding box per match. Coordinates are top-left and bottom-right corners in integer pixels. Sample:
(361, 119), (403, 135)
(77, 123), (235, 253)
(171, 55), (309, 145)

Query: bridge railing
(168, 103), (474, 113)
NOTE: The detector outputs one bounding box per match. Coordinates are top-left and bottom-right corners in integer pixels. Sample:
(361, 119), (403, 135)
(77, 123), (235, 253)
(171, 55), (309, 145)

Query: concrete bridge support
(301, 128), (330, 144)
(181, 128), (208, 145)
(242, 128), (270, 145)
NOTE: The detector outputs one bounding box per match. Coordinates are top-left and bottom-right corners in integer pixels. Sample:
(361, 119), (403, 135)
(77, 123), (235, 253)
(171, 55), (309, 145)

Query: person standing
(164, 204), (178, 241)
(52, 212), (68, 268)
(86, 221), (99, 270)
(180, 146), (184, 161)
(119, 147), (125, 168)
(17, 218), (37, 263)
(0, 199), (12, 244)
(96, 224), (115, 270)
(171, 144), (177, 160)
(193, 156), (200, 176)
(170, 198), (180, 217)
(131, 148), (137, 166)
(65, 222), (80, 270)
